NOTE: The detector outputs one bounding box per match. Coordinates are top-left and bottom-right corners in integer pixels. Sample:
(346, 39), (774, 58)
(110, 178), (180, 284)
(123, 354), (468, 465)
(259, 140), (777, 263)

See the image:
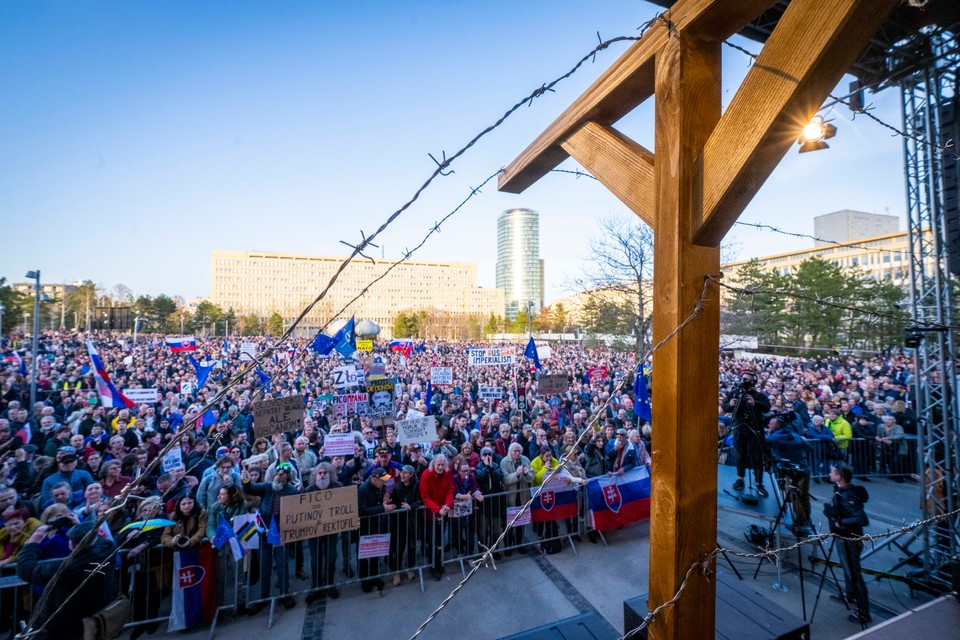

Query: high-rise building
(813, 210), (900, 245)
(211, 250), (503, 339)
(496, 208), (544, 320)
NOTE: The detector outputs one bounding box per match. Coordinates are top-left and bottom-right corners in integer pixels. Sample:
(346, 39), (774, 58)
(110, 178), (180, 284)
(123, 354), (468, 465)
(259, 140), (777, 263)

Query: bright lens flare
(802, 117), (826, 142)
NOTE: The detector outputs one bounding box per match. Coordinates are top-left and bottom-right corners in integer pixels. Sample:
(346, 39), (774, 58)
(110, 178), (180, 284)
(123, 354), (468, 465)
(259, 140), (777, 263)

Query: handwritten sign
(123, 388), (158, 404)
(279, 485), (359, 543)
(479, 386), (502, 400)
(160, 446), (183, 474)
(394, 415), (438, 446)
(358, 533), (391, 559)
(253, 395), (304, 439)
(239, 342), (258, 362)
(332, 393), (369, 419)
(430, 367), (453, 385)
(537, 374), (568, 396)
(323, 432), (355, 457)
(467, 347), (516, 366)
(332, 364), (365, 390)
(506, 506), (532, 528)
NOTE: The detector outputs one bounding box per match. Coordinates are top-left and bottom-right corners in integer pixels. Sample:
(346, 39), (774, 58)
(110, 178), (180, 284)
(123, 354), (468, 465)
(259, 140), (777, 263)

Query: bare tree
(575, 215), (654, 353)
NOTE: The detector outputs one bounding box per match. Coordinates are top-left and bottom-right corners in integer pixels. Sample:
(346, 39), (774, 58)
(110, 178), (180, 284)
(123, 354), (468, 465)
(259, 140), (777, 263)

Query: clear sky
(0, 1), (908, 305)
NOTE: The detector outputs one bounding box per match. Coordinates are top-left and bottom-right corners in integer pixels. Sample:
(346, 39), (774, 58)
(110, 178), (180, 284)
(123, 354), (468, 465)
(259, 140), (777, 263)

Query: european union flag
(267, 518), (281, 545)
(633, 367), (652, 423)
(201, 408), (218, 428)
(425, 380), (433, 414)
(255, 367), (271, 392)
(524, 336), (542, 370)
(311, 333), (336, 355)
(188, 354), (215, 389)
(212, 515), (244, 561)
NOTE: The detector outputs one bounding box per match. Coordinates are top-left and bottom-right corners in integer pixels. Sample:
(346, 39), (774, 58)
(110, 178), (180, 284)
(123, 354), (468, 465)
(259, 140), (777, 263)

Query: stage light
(798, 116), (837, 153)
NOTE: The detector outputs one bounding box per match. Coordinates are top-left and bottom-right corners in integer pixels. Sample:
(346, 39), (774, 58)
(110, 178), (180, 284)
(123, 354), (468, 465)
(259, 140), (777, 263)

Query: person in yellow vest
(825, 408), (852, 459)
(110, 409), (135, 435)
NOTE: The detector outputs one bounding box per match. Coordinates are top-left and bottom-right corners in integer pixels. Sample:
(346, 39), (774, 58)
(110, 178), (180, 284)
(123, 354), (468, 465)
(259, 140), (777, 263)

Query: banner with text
(358, 534), (391, 559)
(366, 376), (396, 423)
(124, 388), (159, 404)
(356, 339), (373, 352)
(323, 432), (356, 457)
(332, 393), (369, 420)
(537, 374), (568, 395)
(478, 386), (503, 400)
(279, 485), (359, 544)
(395, 415), (438, 446)
(467, 347), (516, 366)
(430, 367), (453, 385)
(331, 364), (365, 390)
(253, 395), (304, 439)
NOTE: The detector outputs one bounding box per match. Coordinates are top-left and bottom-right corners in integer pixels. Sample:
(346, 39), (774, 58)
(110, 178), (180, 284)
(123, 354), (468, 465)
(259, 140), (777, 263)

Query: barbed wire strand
(620, 506), (960, 640)
(409, 274), (714, 640)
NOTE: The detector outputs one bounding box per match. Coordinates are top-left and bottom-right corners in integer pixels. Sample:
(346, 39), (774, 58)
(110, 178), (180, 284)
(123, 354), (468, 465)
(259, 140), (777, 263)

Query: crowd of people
(0, 330), (918, 635)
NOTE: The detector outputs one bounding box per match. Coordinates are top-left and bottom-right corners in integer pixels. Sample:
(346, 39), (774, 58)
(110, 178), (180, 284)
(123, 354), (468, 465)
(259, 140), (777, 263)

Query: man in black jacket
(725, 370), (772, 497)
(17, 522), (119, 640)
(824, 463), (871, 624)
(357, 467), (395, 593)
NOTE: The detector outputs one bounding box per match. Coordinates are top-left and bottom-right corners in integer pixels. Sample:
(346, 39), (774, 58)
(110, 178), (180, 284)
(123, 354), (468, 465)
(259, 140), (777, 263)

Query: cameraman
(765, 417), (811, 533)
(725, 370), (771, 497)
(824, 463), (871, 625)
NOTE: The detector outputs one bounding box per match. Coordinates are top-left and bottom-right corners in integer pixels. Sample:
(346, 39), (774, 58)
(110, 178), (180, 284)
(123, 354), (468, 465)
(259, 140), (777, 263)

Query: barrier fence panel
(0, 568), (30, 640)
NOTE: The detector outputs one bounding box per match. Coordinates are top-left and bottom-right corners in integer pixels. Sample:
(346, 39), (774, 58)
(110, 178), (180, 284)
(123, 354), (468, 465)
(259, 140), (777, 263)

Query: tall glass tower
(496, 208), (543, 320)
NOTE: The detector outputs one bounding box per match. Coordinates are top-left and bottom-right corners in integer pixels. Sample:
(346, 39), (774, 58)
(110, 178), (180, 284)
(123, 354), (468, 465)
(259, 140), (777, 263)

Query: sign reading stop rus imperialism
(278, 485), (359, 543)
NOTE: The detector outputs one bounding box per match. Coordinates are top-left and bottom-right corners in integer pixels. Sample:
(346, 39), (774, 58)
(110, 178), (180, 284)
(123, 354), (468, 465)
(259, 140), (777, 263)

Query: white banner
(239, 342), (258, 362)
(323, 432), (355, 457)
(395, 415), (438, 446)
(467, 347), (516, 366)
(478, 386), (502, 400)
(506, 506), (532, 528)
(332, 364), (365, 390)
(123, 388), (158, 404)
(430, 367), (453, 385)
(358, 533), (391, 559)
(161, 446), (183, 474)
(538, 345), (552, 360)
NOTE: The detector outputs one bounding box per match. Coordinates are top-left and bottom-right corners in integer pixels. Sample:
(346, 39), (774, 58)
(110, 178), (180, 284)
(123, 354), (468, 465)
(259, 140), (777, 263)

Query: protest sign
(479, 386), (502, 400)
(539, 345), (552, 360)
(358, 534), (391, 559)
(278, 486), (359, 544)
(467, 347), (516, 366)
(179, 381), (194, 396)
(537, 374), (568, 395)
(453, 501), (473, 517)
(394, 415), (438, 445)
(356, 339), (373, 352)
(323, 432), (355, 457)
(332, 393), (369, 420)
(369, 355), (386, 376)
(161, 446), (183, 474)
(506, 506), (532, 528)
(239, 343), (257, 362)
(123, 388), (158, 404)
(366, 376), (396, 423)
(331, 364), (365, 390)
(430, 367), (453, 386)
(253, 395), (304, 439)
(588, 366), (609, 380)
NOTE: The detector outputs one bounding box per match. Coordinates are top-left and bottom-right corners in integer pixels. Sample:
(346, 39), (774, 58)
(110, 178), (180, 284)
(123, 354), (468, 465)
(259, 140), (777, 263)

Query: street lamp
(133, 316), (148, 343)
(24, 270), (40, 410)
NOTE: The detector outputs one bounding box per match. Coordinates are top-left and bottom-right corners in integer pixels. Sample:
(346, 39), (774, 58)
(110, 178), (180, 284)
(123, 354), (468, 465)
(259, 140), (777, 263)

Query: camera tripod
(810, 535), (855, 625)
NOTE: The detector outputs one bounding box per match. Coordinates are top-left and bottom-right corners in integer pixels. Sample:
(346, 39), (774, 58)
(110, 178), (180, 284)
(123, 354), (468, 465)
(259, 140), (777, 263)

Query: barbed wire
(732, 221), (909, 257)
(620, 506), (960, 640)
(409, 274), (714, 639)
(721, 40), (958, 161)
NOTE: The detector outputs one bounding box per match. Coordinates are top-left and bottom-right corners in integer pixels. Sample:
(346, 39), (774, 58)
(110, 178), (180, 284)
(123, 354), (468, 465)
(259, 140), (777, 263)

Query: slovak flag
(85, 341), (135, 409)
(389, 339), (414, 357)
(166, 336), (197, 352)
(586, 466), (651, 531)
(529, 476), (578, 522)
(168, 546), (217, 631)
(8, 353), (27, 375)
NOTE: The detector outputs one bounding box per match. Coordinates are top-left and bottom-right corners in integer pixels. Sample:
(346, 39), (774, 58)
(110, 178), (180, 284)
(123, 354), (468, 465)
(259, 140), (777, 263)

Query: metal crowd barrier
(0, 568), (31, 640)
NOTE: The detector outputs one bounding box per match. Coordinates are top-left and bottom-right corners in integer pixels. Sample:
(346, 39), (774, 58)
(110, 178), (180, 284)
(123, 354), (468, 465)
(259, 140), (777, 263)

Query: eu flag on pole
(334, 316), (356, 358)
(424, 381), (433, 414)
(311, 333), (336, 356)
(267, 518), (281, 545)
(254, 367), (271, 392)
(212, 515), (244, 561)
(524, 336), (542, 370)
(188, 355), (215, 389)
(633, 367), (652, 423)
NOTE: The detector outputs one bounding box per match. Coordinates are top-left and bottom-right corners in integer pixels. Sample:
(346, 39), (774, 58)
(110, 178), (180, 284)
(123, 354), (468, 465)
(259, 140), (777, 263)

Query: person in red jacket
(419, 454), (454, 580)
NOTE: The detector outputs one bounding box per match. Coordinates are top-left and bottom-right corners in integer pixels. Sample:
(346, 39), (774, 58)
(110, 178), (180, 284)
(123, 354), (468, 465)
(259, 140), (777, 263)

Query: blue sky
(0, 1), (907, 303)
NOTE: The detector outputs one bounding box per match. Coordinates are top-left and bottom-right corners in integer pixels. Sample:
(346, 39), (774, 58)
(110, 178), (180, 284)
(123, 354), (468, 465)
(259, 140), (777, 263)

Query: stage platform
(844, 594), (959, 639)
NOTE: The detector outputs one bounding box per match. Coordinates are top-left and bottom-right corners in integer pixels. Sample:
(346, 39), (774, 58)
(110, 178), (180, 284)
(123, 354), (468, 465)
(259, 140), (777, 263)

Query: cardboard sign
(394, 415), (438, 446)
(253, 395), (304, 439)
(332, 364), (365, 390)
(123, 388), (158, 404)
(588, 366), (609, 380)
(332, 393), (369, 420)
(278, 485), (359, 543)
(366, 376), (396, 423)
(356, 339), (373, 352)
(479, 386), (502, 400)
(239, 342), (258, 362)
(323, 432), (355, 457)
(453, 501), (473, 517)
(161, 446), (183, 474)
(537, 374), (568, 396)
(430, 367), (453, 385)
(467, 347), (516, 366)
(358, 533), (391, 559)
(506, 506), (532, 528)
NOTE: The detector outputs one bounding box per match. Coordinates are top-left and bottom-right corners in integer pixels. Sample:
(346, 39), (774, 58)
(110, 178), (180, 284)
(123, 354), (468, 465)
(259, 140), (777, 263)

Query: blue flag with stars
(633, 367), (652, 423)
(524, 336), (542, 370)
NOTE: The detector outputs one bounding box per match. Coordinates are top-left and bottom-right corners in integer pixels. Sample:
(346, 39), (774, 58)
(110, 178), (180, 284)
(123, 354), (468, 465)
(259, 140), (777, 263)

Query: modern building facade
(210, 250), (504, 339)
(813, 209), (900, 245)
(496, 208), (544, 320)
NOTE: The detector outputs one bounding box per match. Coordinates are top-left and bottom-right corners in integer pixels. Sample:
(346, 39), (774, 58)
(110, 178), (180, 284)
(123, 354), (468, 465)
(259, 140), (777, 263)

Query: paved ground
(127, 470), (938, 640)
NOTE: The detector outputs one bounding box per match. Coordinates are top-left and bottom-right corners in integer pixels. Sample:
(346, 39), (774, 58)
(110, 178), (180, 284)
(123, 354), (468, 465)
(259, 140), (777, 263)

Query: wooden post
(648, 32), (721, 640)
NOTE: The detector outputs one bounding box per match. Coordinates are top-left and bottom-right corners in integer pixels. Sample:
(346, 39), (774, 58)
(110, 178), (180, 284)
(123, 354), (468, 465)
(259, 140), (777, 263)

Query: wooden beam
(560, 122), (656, 228)
(648, 31), (721, 640)
(498, 0), (779, 195)
(692, 0), (899, 246)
